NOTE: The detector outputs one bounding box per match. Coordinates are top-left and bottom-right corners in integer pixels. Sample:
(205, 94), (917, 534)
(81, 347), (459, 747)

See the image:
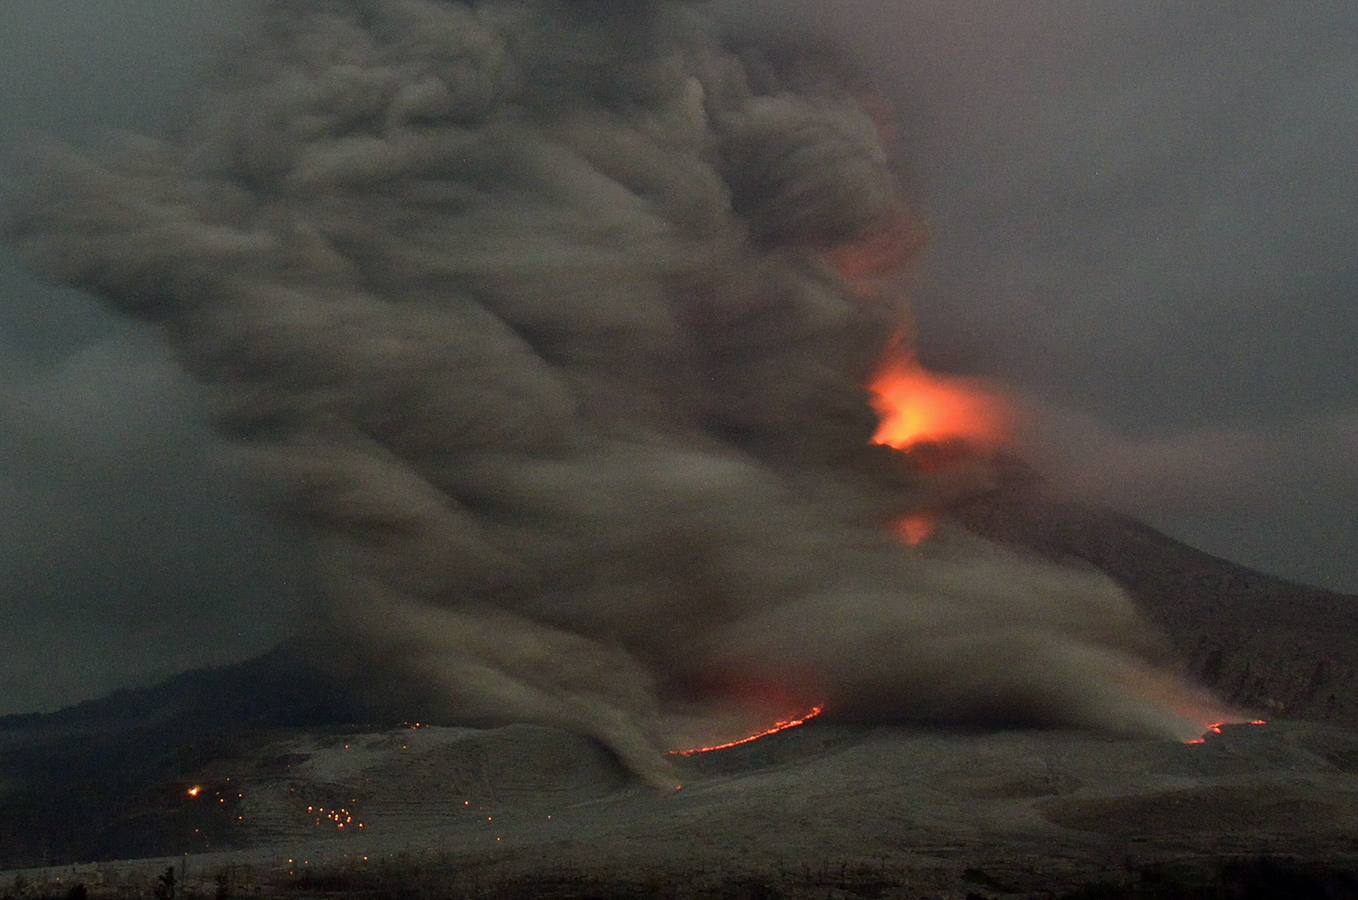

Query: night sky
(2, 0), (1354, 716)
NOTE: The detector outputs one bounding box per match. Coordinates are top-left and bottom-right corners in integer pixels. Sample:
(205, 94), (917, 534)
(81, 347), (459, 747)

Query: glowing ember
(666, 706), (826, 758)
(185, 785), (202, 798)
(869, 354), (1012, 453)
(895, 513), (937, 547)
(307, 803), (365, 832)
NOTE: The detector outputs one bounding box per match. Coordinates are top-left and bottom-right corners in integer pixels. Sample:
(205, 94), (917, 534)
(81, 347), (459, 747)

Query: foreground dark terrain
(4, 478), (1356, 898)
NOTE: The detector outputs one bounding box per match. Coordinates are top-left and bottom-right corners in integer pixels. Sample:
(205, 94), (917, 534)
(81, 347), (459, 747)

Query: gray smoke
(6, 0), (1224, 784)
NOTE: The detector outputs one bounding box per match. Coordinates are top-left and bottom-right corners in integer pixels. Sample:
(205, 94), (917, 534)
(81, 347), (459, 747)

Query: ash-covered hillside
(955, 463), (1358, 725)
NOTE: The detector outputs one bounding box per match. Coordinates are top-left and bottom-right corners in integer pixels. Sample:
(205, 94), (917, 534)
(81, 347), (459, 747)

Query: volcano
(4, 1), (1355, 893)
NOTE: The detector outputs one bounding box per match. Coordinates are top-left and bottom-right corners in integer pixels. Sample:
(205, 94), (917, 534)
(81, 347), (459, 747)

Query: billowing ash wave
(7, 0), (1220, 783)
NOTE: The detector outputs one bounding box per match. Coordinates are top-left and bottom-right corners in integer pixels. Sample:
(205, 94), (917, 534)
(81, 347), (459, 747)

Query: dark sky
(2, 0), (1354, 716)
(0, 0), (294, 715)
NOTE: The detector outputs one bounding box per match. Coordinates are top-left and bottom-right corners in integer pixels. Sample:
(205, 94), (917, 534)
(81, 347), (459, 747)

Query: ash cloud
(7, 0), (1222, 780)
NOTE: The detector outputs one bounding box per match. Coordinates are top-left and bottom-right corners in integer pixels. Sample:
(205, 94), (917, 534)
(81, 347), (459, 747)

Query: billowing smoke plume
(7, 0), (1222, 784)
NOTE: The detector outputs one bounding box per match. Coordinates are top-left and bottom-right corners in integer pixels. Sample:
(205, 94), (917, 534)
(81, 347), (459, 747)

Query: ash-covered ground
(6, 715), (1358, 898)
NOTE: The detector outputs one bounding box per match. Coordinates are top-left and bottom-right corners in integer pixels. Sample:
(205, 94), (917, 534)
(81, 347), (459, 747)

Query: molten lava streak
(869, 354), (1011, 453)
(667, 706), (826, 758)
(1184, 719), (1268, 745)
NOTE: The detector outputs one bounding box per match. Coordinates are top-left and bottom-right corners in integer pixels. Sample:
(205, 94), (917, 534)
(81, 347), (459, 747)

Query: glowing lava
(1184, 719), (1268, 745)
(869, 354), (1012, 453)
(666, 706), (826, 757)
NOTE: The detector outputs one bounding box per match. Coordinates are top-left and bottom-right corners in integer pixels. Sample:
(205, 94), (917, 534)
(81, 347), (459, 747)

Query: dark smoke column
(7, 0), (1223, 783)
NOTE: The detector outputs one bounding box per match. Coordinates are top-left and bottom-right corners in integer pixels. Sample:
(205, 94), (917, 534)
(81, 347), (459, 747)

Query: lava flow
(869, 353), (1012, 454)
(1185, 719), (1268, 745)
(667, 706), (826, 758)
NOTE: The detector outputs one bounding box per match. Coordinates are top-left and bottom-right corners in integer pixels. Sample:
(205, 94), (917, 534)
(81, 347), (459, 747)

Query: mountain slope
(953, 470), (1358, 723)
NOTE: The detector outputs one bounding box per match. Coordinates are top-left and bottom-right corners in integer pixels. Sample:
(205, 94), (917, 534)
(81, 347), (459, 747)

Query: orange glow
(186, 785), (202, 798)
(895, 513), (937, 547)
(869, 354), (1012, 454)
(666, 706), (826, 758)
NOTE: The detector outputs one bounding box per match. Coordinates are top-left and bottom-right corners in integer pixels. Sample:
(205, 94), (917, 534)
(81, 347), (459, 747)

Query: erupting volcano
(4, 0), (1254, 786)
(9, 3), (1358, 892)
